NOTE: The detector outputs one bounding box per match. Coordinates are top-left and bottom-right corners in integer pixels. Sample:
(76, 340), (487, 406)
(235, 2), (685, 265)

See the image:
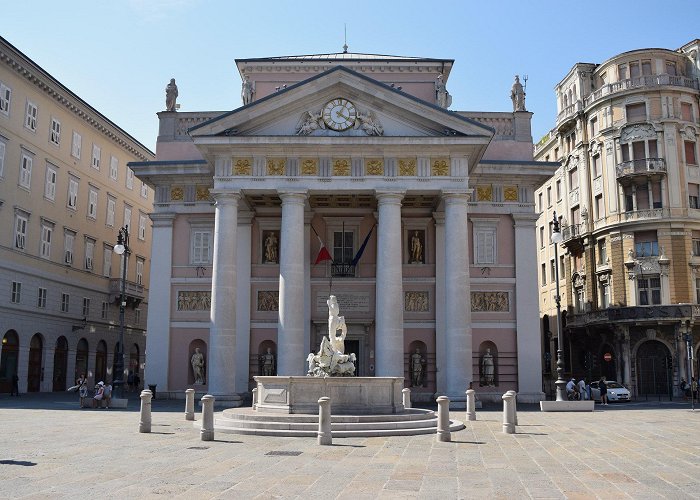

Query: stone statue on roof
(511, 75), (526, 112)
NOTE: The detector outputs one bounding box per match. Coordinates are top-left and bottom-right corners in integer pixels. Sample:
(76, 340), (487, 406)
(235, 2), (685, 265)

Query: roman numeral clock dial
(322, 98), (357, 131)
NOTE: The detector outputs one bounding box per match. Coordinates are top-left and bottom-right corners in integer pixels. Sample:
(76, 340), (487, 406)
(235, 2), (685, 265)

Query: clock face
(322, 98), (357, 131)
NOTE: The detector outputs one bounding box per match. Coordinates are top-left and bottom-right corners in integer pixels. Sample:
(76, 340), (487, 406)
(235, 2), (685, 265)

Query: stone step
(216, 416), (439, 431)
(209, 421), (464, 438)
(222, 408), (436, 423)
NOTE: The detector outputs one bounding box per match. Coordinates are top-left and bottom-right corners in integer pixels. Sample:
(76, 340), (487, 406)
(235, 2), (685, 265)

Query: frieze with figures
(177, 291), (211, 311)
(257, 291), (279, 311)
(471, 291), (509, 312)
(404, 291), (429, 312)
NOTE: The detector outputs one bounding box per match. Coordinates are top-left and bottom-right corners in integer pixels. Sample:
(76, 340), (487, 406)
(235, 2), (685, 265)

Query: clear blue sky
(4, 0), (698, 153)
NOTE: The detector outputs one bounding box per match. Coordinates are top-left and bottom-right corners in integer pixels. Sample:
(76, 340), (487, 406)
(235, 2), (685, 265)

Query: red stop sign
(604, 352), (612, 362)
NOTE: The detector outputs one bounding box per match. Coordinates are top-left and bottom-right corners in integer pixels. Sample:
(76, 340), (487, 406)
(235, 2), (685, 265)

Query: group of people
(680, 377), (698, 400)
(566, 376), (610, 405)
(74, 374), (112, 409)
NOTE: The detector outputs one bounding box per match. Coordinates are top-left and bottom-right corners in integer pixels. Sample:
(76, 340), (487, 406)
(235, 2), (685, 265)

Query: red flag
(314, 235), (333, 265)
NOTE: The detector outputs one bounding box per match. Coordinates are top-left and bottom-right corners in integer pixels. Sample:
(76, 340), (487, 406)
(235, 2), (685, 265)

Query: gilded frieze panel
(266, 158), (286, 175)
(365, 158), (384, 175)
(234, 158), (252, 175)
(171, 186), (184, 201)
(333, 158), (351, 176)
(476, 185), (493, 201)
(195, 186), (210, 201)
(301, 158), (318, 176)
(504, 186), (518, 202)
(431, 158), (449, 176)
(399, 158), (417, 176)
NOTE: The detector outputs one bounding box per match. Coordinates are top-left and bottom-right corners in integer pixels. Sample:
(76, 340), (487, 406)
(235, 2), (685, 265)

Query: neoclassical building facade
(131, 52), (554, 404)
(535, 39), (700, 398)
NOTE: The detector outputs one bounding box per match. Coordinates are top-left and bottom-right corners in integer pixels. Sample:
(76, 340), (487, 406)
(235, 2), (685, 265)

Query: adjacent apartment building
(0, 37), (155, 393)
(535, 39), (700, 398)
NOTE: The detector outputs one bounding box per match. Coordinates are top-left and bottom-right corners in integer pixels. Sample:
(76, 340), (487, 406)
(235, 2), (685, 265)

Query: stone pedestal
(465, 389), (476, 421)
(540, 400), (595, 412)
(201, 394), (215, 441)
(402, 388), (411, 409)
(436, 396), (451, 442)
(317, 397), (332, 445)
(185, 388), (195, 421)
(502, 392), (515, 434)
(139, 390), (152, 433)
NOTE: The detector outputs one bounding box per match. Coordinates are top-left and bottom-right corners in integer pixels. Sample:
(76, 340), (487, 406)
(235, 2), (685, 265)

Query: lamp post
(685, 320), (695, 411)
(113, 226), (129, 399)
(551, 212), (566, 402)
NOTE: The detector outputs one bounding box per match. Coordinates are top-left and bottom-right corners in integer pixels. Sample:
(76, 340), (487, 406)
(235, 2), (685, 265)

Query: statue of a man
(511, 75), (526, 112)
(410, 231), (423, 264)
(410, 348), (425, 387)
(191, 347), (205, 385)
(165, 78), (178, 112)
(241, 75), (254, 105)
(264, 232), (278, 263)
(327, 295), (347, 354)
(260, 348), (275, 376)
(435, 74), (452, 109)
(482, 348), (495, 386)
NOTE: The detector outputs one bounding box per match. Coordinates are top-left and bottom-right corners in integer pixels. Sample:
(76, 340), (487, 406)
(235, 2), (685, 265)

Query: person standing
(692, 377), (698, 401)
(77, 373), (88, 408)
(103, 381), (112, 409)
(599, 377), (608, 405)
(10, 372), (19, 396)
(578, 378), (588, 400)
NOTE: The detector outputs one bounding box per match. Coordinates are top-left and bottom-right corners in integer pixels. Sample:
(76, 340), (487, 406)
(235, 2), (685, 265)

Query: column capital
(511, 212), (540, 226)
(238, 210), (255, 225)
(375, 190), (405, 204)
(278, 189), (308, 204)
(210, 190), (241, 205)
(149, 212), (176, 227)
(432, 211), (445, 225)
(441, 190), (470, 205)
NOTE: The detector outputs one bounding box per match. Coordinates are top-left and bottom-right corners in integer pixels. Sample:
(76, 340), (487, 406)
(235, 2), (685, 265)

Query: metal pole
(116, 227), (128, 400)
(686, 321), (695, 411)
(552, 213), (566, 402)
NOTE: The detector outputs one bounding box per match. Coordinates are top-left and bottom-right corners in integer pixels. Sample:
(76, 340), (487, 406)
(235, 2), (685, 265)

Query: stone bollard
(317, 397), (332, 445)
(402, 388), (411, 409)
(502, 392), (515, 434)
(465, 389), (476, 421)
(436, 396), (451, 442)
(185, 388), (195, 421)
(507, 390), (518, 426)
(252, 388), (257, 410)
(139, 390), (152, 433)
(200, 394), (215, 441)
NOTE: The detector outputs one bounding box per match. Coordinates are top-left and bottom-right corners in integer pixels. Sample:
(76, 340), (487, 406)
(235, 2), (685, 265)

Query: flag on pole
(351, 224), (375, 266)
(311, 225), (333, 265)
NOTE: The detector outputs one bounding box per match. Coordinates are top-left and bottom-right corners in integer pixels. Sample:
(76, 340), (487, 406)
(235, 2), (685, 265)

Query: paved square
(1, 394), (699, 499)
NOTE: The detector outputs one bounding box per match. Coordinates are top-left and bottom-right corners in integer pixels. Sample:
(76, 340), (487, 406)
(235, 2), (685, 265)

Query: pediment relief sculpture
(680, 125), (697, 142)
(296, 102), (384, 137)
(620, 123), (656, 143)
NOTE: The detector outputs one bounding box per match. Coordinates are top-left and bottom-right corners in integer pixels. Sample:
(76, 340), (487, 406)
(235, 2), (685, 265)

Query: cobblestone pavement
(1, 393), (699, 499)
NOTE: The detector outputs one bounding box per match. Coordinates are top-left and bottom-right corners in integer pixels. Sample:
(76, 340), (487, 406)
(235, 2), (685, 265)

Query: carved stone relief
(620, 123), (656, 143)
(171, 186), (184, 201)
(431, 159), (449, 176)
(399, 158), (417, 176)
(470, 292), (509, 312)
(177, 291), (211, 311)
(503, 186), (518, 202)
(195, 186), (210, 201)
(266, 158), (285, 175)
(257, 291), (279, 311)
(333, 159), (350, 176)
(301, 158), (318, 176)
(404, 291), (429, 312)
(234, 158), (252, 175)
(366, 158), (383, 175)
(476, 185), (493, 202)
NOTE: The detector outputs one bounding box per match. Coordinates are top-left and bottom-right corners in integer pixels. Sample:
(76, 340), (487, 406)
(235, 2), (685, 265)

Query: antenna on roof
(343, 24), (348, 53)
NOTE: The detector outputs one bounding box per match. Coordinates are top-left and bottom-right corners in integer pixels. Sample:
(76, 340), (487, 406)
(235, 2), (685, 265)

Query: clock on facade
(322, 98), (357, 131)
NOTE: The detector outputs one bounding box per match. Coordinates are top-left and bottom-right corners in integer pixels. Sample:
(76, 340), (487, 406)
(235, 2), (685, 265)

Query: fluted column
(375, 191), (405, 377)
(443, 191), (470, 399)
(208, 191), (240, 397)
(277, 190), (308, 375)
(433, 211), (446, 393)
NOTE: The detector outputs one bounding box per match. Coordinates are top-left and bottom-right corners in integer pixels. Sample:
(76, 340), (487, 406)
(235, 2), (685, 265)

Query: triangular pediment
(189, 66), (494, 140)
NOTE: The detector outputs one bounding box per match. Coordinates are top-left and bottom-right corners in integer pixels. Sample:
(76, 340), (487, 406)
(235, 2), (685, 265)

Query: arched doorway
(95, 340), (107, 383)
(75, 338), (89, 382)
(636, 340), (672, 397)
(53, 336), (68, 391)
(0, 330), (20, 393)
(27, 333), (44, 392)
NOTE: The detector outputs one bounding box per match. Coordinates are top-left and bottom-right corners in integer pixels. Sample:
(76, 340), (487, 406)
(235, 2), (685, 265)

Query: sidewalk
(1, 393), (699, 498)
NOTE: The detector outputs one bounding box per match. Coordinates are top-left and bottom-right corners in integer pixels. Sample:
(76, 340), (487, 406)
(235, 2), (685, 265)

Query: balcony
(109, 279), (145, 306)
(622, 207), (670, 222)
(584, 74), (699, 108)
(616, 158), (666, 184)
(567, 304), (694, 328)
(331, 263), (356, 277)
(556, 100), (582, 128)
(561, 222), (585, 253)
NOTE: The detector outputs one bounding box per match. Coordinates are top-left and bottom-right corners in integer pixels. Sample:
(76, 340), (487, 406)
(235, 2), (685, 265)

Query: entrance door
(27, 334), (43, 392)
(95, 341), (107, 383)
(636, 340), (672, 397)
(0, 331), (20, 393)
(53, 336), (68, 391)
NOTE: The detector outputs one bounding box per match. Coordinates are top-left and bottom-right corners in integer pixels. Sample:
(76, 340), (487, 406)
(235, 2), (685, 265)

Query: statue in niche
(435, 74), (452, 108)
(165, 78), (178, 112)
(190, 347), (205, 385)
(410, 231), (424, 264)
(264, 231), (279, 264)
(511, 75), (526, 112)
(410, 348), (425, 387)
(481, 348), (495, 386)
(306, 295), (356, 377)
(241, 75), (255, 105)
(260, 348), (276, 376)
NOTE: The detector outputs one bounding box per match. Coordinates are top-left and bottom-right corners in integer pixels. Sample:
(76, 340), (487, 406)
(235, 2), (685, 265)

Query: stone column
(513, 213), (544, 402)
(317, 397), (332, 445)
(277, 190), (307, 375)
(185, 388), (195, 421)
(436, 396), (451, 442)
(201, 394), (215, 441)
(433, 211), (446, 393)
(304, 213), (313, 359)
(235, 211), (253, 394)
(443, 191), (470, 400)
(42, 343), (55, 392)
(375, 191), (405, 377)
(144, 213), (175, 391)
(66, 346), (77, 389)
(465, 389), (476, 421)
(502, 392), (515, 434)
(139, 389), (152, 433)
(208, 192), (240, 398)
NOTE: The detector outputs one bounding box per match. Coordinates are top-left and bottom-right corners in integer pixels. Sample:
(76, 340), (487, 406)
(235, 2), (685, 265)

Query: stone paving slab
(1, 394), (699, 499)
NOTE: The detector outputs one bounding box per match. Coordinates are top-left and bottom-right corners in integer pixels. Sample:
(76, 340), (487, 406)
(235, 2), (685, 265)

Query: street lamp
(685, 320), (695, 411)
(551, 212), (566, 402)
(113, 226), (129, 399)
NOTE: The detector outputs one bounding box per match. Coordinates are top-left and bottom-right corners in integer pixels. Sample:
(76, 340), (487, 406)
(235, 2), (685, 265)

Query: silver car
(589, 381), (631, 402)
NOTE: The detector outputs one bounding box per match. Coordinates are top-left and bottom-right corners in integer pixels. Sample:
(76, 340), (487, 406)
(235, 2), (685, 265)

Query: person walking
(77, 373), (88, 408)
(103, 381), (112, 409)
(599, 377), (608, 405)
(578, 378), (588, 400)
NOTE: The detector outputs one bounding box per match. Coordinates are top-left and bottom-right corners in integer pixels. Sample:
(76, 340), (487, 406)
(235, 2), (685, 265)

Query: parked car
(589, 381), (631, 402)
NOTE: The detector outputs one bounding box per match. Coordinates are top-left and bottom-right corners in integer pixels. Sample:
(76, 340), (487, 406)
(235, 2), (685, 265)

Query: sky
(3, 0), (698, 153)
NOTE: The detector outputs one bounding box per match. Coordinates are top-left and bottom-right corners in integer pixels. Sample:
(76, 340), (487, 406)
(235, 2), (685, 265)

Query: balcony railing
(561, 223), (582, 242)
(109, 279), (145, 304)
(556, 100), (583, 126)
(584, 74), (699, 108)
(331, 263), (356, 277)
(616, 158), (666, 178)
(623, 207), (670, 222)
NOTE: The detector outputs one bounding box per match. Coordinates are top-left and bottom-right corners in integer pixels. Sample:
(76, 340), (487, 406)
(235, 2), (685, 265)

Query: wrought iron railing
(584, 74), (699, 107)
(331, 263), (356, 277)
(616, 158), (666, 178)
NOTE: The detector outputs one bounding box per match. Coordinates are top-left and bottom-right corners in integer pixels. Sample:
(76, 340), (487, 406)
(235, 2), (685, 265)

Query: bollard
(200, 394), (215, 441)
(502, 392), (515, 434)
(465, 389), (476, 421)
(402, 388), (411, 409)
(185, 388), (195, 421)
(507, 390), (518, 426)
(139, 390), (153, 433)
(436, 396), (451, 442)
(317, 397), (332, 445)
(252, 387), (257, 410)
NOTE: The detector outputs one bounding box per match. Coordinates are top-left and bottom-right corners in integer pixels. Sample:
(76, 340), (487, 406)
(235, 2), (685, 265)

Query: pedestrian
(599, 377), (608, 405)
(680, 378), (689, 400)
(103, 381), (112, 409)
(692, 377), (698, 401)
(77, 373), (88, 408)
(92, 382), (105, 408)
(10, 372), (19, 396)
(578, 378), (588, 400)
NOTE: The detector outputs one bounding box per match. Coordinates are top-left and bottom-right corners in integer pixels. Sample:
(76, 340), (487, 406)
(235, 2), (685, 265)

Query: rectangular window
(123, 205), (132, 230)
(546, 187), (552, 206)
(126, 168), (134, 189)
(682, 102), (694, 122)
(50, 118), (61, 145)
(15, 214), (27, 249)
(626, 102), (646, 122)
(598, 238), (607, 265)
(192, 230), (212, 264)
(138, 214), (147, 240)
(693, 238), (700, 257)
(474, 228), (496, 264)
(11, 281), (21, 304)
(40, 224), (53, 259)
(634, 241), (659, 257)
(569, 167), (579, 190)
(101, 301), (109, 320)
(61, 293), (70, 313)
(333, 230), (354, 264)
(110, 156), (118, 180)
(592, 155), (601, 178)
(697, 278), (700, 304)
(136, 258), (144, 285)
(64, 231), (74, 265)
(666, 61), (677, 76)
(641, 60), (652, 76)
(550, 259), (556, 282)
(538, 193), (543, 212)
(0, 140), (5, 178)
(91, 144), (101, 170)
(82, 297), (90, 318)
(0, 82), (10, 115)
(135, 308), (141, 325)
(71, 131), (82, 159)
(690, 183), (699, 209)
(556, 180), (561, 201)
(638, 276), (661, 305)
(600, 281), (610, 308)
(685, 141), (697, 165)
(140, 181), (148, 198)
(539, 226), (545, 248)
(45, 165), (57, 201)
(541, 263), (547, 286)
(106, 198), (115, 227)
(85, 239), (95, 270)
(103, 246), (112, 277)
(88, 189), (98, 219)
(19, 154), (33, 189)
(595, 194), (604, 220)
(37, 287), (46, 308)
(618, 64), (628, 80)
(590, 117), (598, 137)
(67, 178), (78, 209)
(630, 61), (640, 78)
(25, 100), (37, 131)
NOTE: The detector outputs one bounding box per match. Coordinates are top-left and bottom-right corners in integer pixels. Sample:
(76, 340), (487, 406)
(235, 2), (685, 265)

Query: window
(50, 118), (61, 145)
(541, 263), (547, 286)
(135, 308), (141, 325)
(0, 81), (10, 115)
(136, 258), (144, 285)
(597, 238), (607, 265)
(592, 155), (601, 178)
(590, 117), (598, 137)
(693, 238), (700, 257)
(85, 239), (95, 270)
(110, 156), (118, 180)
(333, 230), (354, 264)
(61, 293), (70, 313)
(641, 60), (652, 76)
(569, 167), (578, 190)
(126, 168), (134, 189)
(618, 64), (628, 80)
(556, 180), (561, 201)
(123, 205), (132, 230)
(550, 259), (555, 282)
(88, 189), (98, 219)
(106, 198), (115, 227)
(600, 281), (610, 308)
(192, 230), (212, 264)
(82, 297), (90, 318)
(690, 183), (699, 209)
(91, 144), (101, 170)
(681, 102), (694, 122)
(575, 288), (585, 313)
(67, 178), (78, 209)
(64, 231), (75, 265)
(626, 102), (646, 122)
(546, 187), (551, 206)
(538, 193), (543, 212)
(696, 278), (700, 304)
(140, 180), (148, 198)
(101, 301), (109, 320)
(635, 240), (659, 257)
(15, 214), (27, 249)
(0, 140), (5, 177)
(11, 281), (21, 304)
(560, 255), (565, 278)
(40, 224), (53, 259)
(630, 61), (640, 78)
(539, 226), (545, 248)
(685, 141), (697, 166)
(71, 131), (81, 159)
(474, 227), (496, 264)
(595, 194), (604, 221)
(19, 153), (33, 189)
(638, 276), (661, 305)
(25, 100), (37, 131)
(666, 61), (677, 76)
(44, 165), (57, 201)
(103, 246), (112, 277)
(138, 214), (147, 240)
(37, 287), (46, 308)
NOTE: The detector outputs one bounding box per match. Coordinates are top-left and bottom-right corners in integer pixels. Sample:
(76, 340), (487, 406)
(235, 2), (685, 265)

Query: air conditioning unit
(85, 257), (93, 270)
(16, 234), (25, 249)
(65, 251), (73, 264)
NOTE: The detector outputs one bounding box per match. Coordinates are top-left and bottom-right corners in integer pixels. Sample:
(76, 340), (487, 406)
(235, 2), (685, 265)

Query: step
(215, 416), (439, 432)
